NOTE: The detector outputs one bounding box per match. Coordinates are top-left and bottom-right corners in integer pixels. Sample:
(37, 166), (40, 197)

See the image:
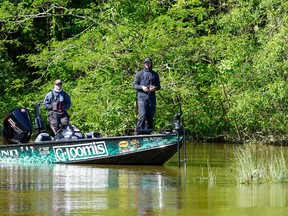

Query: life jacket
(51, 90), (66, 115)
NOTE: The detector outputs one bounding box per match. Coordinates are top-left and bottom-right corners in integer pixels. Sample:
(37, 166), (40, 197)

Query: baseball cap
(53, 79), (62, 85)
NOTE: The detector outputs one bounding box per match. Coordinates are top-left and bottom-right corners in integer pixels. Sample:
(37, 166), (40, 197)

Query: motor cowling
(2, 108), (32, 144)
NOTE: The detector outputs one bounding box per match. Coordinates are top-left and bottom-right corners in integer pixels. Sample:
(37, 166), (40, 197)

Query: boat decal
(8, 118), (24, 134)
(118, 139), (140, 153)
(0, 145), (37, 158)
(39, 146), (50, 155)
(53, 141), (108, 162)
(118, 141), (129, 147)
(0, 149), (19, 158)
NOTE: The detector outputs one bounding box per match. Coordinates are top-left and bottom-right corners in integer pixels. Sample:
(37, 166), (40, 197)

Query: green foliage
(0, 0), (287, 142)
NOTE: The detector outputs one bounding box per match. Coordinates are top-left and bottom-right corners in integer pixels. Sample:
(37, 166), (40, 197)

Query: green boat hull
(0, 133), (182, 165)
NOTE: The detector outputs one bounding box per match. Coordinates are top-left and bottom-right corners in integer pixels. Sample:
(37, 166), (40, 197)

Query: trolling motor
(173, 113), (182, 131)
(172, 113), (185, 167)
(159, 113), (186, 167)
(159, 113), (182, 134)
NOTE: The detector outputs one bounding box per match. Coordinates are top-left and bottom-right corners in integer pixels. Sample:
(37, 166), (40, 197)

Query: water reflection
(0, 163), (181, 215)
(237, 184), (288, 207)
(0, 143), (288, 215)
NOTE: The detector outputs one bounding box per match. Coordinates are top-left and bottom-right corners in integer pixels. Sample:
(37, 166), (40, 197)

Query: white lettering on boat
(53, 141), (108, 162)
(0, 149), (19, 157)
(39, 147), (50, 155)
(143, 137), (162, 142)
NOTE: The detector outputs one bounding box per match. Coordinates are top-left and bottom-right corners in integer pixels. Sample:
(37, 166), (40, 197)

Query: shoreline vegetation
(233, 144), (288, 184)
(198, 144), (288, 185)
(201, 134), (288, 145)
(0, 1), (287, 143)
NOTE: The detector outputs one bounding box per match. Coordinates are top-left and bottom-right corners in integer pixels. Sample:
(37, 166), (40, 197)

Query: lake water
(0, 142), (287, 215)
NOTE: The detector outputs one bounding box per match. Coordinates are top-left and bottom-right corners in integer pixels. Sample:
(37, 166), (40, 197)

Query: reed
(233, 143), (288, 184)
(200, 160), (218, 186)
(207, 163), (217, 186)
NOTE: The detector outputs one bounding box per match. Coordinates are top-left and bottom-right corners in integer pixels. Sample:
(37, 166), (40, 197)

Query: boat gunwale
(0, 132), (181, 148)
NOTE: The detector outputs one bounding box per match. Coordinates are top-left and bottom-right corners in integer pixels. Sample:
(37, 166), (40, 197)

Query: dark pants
(48, 111), (69, 135)
(136, 97), (156, 130)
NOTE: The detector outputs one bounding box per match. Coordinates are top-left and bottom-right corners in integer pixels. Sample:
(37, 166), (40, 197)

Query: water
(0, 142), (287, 215)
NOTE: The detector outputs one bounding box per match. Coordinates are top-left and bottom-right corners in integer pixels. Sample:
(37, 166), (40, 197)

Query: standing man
(133, 57), (161, 132)
(43, 79), (71, 135)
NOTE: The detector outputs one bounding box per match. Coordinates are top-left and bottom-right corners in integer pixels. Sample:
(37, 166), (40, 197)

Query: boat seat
(35, 133), (53, 142)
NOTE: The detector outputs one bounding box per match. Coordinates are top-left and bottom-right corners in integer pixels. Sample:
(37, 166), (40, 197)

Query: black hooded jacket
(133, 58), (161, 99)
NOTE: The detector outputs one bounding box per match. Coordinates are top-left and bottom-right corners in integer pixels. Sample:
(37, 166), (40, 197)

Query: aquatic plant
(207, 163), (217, 186)
(233, 144), (288, 184)
(199, 160), (218, 186)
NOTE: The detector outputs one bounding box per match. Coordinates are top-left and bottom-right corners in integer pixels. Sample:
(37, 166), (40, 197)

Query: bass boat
(0, 105), (185, 165)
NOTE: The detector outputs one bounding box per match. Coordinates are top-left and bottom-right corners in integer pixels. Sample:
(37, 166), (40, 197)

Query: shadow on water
(0, 142), (287, 215)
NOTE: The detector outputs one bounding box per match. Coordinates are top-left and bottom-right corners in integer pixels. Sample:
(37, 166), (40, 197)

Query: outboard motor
(54, 124), (83, 141)
(2, 108), (32, 144)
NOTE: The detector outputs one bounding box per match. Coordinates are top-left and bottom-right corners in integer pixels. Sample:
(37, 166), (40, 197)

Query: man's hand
(142, 86), (149, 92)
(149, 85), (156, 92)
